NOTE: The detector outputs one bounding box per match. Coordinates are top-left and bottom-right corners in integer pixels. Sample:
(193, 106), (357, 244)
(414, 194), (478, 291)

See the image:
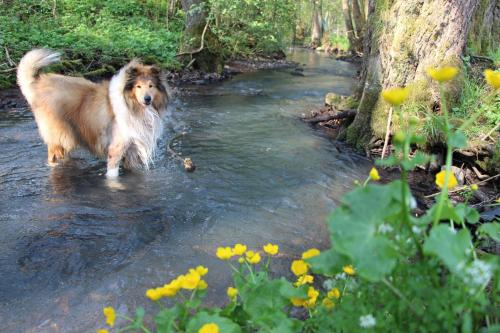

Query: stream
(0, 49), (370, 332)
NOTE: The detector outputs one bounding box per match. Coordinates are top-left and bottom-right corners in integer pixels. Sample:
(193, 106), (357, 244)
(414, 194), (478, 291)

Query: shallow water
(0, 49), (370, 332)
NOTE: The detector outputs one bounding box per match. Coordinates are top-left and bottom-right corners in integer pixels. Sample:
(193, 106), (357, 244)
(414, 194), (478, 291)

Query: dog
(17, 49), (169, 177)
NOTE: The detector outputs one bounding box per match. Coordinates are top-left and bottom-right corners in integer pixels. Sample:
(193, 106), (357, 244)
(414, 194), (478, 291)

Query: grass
(0, 0), (183, 89)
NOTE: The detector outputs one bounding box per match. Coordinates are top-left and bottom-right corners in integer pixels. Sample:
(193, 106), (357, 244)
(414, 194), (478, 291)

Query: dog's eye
(149, 84), (153, 88)
(136, 85), (141, 89)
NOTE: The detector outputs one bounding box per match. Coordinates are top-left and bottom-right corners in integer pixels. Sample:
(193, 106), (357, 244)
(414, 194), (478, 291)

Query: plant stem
(382, 278), (420, 316)
(433, 83), (453, 226)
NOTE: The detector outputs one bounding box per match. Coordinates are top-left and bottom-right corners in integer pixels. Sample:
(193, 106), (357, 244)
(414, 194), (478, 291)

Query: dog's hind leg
(47, 144), (65, 166)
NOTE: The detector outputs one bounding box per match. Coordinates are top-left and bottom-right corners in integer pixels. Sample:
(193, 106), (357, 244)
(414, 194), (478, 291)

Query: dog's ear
(124, 66), (139, 91)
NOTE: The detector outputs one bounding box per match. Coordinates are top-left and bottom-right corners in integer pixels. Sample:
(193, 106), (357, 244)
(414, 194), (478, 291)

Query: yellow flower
(343, 265), (356, 275)
(496, 198), (500, 203)
(159, 284), (178, 298)
(238, 257), (245, 264)
(427, 66), (459, 82)
(97, 329), (109, 333)
(263, 243), (279, 255)
(199, 323), (219, 333)
(197, 280), (208, 290)
(245, 250), (255, 259)
(322, 298), (335, 310)
(227, 286), (238, 299)
(291, 286), (319, 308)
(195, 265), (209, 276)
(435, 170), (458, 189)
(470, 184), (478, 192)
(291, 260), (309, 276)
(295, 274), (314, 286)
(327, 288), (341, 299)
(216, 247), (233, 260)
(381, 87), (410, 106)
(103, 307), (116, 327)
(301, 248), (320, 260)
(146, 288), (162, 301)
(247, 252), (261, 264)
(181, 270), (201, 290)
(369, 167), (380, 181)
(232, 243), (247, 255)
(484, 69), (500, 89)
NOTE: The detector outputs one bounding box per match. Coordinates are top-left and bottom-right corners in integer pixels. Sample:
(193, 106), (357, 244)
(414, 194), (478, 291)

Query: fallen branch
(176, 20), (210, 57)
(424, 173), (500, 198)
(302, 109), (356, 124)
(4, 47), (16, 67)
(167, 132), (196, 172)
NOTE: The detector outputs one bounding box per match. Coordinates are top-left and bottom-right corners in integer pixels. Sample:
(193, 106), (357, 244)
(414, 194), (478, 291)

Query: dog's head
(124, 62), (168, 113)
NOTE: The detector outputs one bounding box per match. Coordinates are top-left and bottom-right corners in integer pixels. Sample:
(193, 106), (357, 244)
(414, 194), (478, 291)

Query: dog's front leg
(106, 136), (128, 178)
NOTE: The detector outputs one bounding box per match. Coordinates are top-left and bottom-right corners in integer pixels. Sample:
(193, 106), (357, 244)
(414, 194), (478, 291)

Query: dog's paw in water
(106, 167), (119, 178)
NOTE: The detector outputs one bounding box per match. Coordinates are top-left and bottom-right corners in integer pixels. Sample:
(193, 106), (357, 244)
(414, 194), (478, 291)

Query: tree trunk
(351, 0), (365, 42)
(346, 0), (479, 149)
(180, 0), (224, 73)
(311, 0), (323, 47)
(468, 0), (499, 54)
(342, 0), (361, 53)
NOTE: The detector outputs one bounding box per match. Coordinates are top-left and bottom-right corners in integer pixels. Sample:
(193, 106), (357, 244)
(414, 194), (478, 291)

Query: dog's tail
(17, 49), (61, 105)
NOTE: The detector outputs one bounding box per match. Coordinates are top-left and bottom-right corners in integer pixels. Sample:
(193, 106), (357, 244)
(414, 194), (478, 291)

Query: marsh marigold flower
(327, 288), (341, 299)
(227, 286), (238, 299)
(247, 252), (261, 264)
(381, 87), (410, 106)
(182, 270), (201, 290)
(435, 170), (458, 189)
(199, 323), (219, 333)
(343, 265), (356, 275)
(302, 248), (320, 259)
(216, 247), (233, 260)
(427, 66), (459, 82)
(295, 274), (314, 286)
(369, 167), (380, 181)
(197, 280), (208, 290)
(322, 298), (335, 310)
(103, 307), (116, 327)
(238, 257), (245, 264)
(263, 243), (279, 255)
(232, 243), (247, 256)
(484, 69), (500, 89)
(291, 259), (309, 276)
(97, 330), (109, 333)
(195, 265), (208, 276)
(290, 286), (319, 308)
(146, 288), (162, 301)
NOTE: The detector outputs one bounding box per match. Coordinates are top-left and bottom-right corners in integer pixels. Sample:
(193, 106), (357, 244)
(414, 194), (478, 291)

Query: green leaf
(401, 151), (432, 171)
(449, 130), (467, 149)
(478, 222), (500, 242)
(155, 305), (183, 333)
(186, 312), (241, 333)
(423, 225), (472, 273)
(307, 248), (350, 276)
(455, 203), (480, 224)
(327, 182), (402, 281)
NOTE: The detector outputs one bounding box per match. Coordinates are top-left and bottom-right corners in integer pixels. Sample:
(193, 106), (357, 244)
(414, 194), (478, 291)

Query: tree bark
(351, 0), (365, 42)
(342, 0), (361, 53)
(346, 0), (479, 149)
(468, 0), (499, 54)
(311, 0), (323, 47)
(180, 0), (223, 72)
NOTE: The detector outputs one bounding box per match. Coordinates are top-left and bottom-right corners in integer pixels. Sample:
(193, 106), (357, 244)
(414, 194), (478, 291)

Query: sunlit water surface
(0, 49), (370, 332)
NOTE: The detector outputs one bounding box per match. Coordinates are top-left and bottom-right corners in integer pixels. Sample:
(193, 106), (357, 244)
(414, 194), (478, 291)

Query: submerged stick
(167, 132), (196, 172)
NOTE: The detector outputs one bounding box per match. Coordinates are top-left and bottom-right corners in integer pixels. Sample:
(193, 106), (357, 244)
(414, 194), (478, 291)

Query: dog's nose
(144, 95), (152, 104)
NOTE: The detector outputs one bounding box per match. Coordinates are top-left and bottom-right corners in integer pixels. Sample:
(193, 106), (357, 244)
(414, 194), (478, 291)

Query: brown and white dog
(17, 49), (168, 177)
